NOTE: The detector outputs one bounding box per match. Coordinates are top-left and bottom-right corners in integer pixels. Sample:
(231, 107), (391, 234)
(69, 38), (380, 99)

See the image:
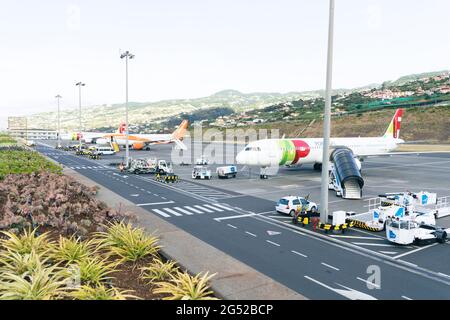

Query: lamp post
(75, 82), (85, 150)
(120, 51), (135, 167)
(55, 95), (62, 147)
(320, 0), (335, 223)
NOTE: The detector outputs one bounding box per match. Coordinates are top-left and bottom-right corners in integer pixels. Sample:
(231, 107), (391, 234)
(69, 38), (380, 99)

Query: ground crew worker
(119, 163), (124, 172)
(293, 203), (303, 225)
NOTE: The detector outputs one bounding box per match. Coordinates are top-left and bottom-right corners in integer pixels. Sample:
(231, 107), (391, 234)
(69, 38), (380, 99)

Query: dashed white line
(266, 240), (281, 247)
(227, 224), (237, 229)
(438, 272), (450, 278)
(402, 295), (413, 300)
(245, 231), (257, 237)
(136, 201), (175, 207)
(321, 263), (340, 271)
(291, 250), (308, 258)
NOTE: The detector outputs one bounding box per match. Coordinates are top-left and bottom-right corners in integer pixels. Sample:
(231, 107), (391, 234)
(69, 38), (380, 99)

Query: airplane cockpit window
(245, 147), (261, 152)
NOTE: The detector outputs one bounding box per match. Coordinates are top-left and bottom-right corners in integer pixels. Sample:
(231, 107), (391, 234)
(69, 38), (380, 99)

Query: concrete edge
(61, 167), (306, 300)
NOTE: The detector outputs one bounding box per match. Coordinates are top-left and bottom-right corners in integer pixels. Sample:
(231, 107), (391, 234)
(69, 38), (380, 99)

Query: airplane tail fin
(383, 108), (403, 139)
(117, 122), (126, 134)
(171, 120), (189, 140)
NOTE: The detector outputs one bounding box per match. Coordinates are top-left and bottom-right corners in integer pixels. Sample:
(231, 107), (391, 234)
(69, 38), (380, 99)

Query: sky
(0, 0), (449, 129)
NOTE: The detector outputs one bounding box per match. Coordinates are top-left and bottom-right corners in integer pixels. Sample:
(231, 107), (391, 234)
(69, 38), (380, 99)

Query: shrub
(0, 249), (49, 277)
(50, 236), (98, 265)
(140, 259), (178, 284)
(70, 285), (137, 300)
(75, 257), (117, 286)
(95, 222), (160, 263)
(154, 271), (218, 300)
(0, 229), (51, 256)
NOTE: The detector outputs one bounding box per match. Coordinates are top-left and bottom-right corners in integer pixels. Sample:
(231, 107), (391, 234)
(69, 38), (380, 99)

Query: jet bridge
(328, 147), (364, 199)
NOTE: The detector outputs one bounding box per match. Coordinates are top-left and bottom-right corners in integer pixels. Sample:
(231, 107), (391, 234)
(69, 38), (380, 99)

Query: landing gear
(313, 163), (322, 171)
(260, 167), (269, 180)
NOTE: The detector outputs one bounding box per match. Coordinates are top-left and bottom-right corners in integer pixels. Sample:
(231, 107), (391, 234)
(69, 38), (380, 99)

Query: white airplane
(236, 108), (407, 173)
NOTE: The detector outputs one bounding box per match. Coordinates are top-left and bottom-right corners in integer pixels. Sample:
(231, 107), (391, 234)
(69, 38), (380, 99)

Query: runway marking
(183, 206), (204, 214)
(304, 276), (377, 300)
(291, 250), (308, 258)
(214, 212), (267, 221)
(136, 201), (175, 207)
(392, 243), (438, 259)
(357, 277), (380, 289)
(195, 205), (214, 213)
(397, 260), (418, 268)
(266, 240), (281, 247)
(162, 208), (183, 217)
(402, 296), (413, 300)
(438, 272), (450, 278)
(211, 203), (234, 211)
(379, 251), (398, 255)
(173, 207), (194, 215)
(245, 231), (257, 237)
(227, 224), (237, 229)
(321, 262), (340, 271)
(203, 204), (224, 212)
(152, 209), (171, 218)
(352, 242), (398, 248)
(330, 235), (385, 240)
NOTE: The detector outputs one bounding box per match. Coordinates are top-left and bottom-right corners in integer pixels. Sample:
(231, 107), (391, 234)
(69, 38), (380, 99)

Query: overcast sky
(1, 0), (449, 129)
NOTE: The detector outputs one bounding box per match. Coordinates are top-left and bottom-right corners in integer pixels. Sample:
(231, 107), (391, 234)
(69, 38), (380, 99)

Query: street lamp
(55, 95), (62, 147)
(75, 82), (85, 149)
(120, 51), (135, 167)
(320, 0), (335, 223)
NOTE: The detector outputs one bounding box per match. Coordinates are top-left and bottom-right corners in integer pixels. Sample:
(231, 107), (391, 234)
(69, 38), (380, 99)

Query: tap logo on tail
(383, 108), (403, 139)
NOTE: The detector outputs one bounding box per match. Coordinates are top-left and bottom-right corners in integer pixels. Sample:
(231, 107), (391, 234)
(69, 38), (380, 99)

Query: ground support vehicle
(217, 166), (237, 179)
(192, 166), (212, 180)
(386, 218), (449, 245)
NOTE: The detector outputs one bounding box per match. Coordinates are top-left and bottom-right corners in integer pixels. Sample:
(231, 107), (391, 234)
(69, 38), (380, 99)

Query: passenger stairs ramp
(330, 148), (364, 200)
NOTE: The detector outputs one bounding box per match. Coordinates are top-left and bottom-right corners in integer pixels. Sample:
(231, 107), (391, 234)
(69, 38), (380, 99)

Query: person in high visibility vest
(293, 204), (303, 224)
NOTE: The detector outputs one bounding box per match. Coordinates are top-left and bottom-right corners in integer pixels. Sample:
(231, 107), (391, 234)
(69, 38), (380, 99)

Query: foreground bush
(154, 271), (218, 300)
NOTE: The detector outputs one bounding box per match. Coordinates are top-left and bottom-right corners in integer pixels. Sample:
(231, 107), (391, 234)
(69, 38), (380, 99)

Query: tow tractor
(386, 218), (449, 245)
(216, 166), (237, 179)
(192, 166), (212, 180)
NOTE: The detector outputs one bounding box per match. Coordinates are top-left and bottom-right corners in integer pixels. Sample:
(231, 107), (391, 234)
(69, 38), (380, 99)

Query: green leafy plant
(95, 222), (160, 263)
(140, 259), (178, 283)
(0, 265), (69, 300)
(75, 257), (117, 286)
(0, 229), (52, 256)
(69, 285), (137, 300)
(50, 236), (98, 265)
(154, 271), (218, 300)
(0, 249), (50, 277)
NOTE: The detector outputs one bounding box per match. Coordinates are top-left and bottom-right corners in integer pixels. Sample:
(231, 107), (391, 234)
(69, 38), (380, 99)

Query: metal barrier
(294, 216), (354, 233)
(346, 219), (381, 232)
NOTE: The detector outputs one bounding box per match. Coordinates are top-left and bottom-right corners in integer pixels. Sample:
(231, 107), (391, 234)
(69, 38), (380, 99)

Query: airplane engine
(133, 142), (145, 150)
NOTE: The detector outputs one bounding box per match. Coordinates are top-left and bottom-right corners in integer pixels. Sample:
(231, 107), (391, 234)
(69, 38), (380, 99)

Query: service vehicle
(386, 218), (449, 245)
(126, 158), (173, 175)
(95, 146), (115, 155)
(196, 156), (209, 166)
(275, 196), (318, 216)
(192, 166), (212, 180)
(216, 165), (237, 179)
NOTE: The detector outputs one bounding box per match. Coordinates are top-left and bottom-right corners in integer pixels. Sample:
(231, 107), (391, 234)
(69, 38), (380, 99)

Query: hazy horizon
(1, 0), (449, 129)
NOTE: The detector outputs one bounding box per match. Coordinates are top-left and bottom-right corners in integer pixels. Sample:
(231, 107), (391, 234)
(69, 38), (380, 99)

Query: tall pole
(320, 0), (335, 223)
(120, 51), (134, 167)
(56, 95), (62, 146)
(76, 82), (85, 150)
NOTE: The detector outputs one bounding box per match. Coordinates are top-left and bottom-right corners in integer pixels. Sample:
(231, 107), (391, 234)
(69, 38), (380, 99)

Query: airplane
(236, 108), (409, 174)
(95, 120), (189, 150)
(62, 120), (189, 150)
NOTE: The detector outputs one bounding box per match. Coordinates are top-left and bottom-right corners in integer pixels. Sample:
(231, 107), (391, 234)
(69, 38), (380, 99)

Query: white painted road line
(321, 263), (340, 271)
(227, 224), (237, 229)
(266, 240), (281, 247)
(397, 260), (418, 268)
(352, 242), (398, 247)
(162, 208), (183, 217)
(152, 209), (171, 218)
(330, 235), (385, 241)
(304, 276), (377, 300)
(291, 250), (308, 258)
(136, 201), (175, 207)
(213, 203), (234, 211)
(183, 206), (204, 214)
(203, 204), (224, 212)
(438, 272), (450, 278)
(379, 251), (398, 255)
(402, 295), (413, 300)
(214, 212), (265, 221)
(173, 207), (194, 215)
(357, 277), (381, 289)
(393, 243), (438, 259)
(245, 231), (257, 237)
(194, 205), (213, 213)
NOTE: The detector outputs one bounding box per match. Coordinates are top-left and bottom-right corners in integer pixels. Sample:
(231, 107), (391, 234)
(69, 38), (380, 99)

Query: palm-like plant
(95, 222), (160, 263)
(0, 265), (69, 300)
(0, 229), (52, 256)
(69, 285), (138, 300)
(154, 271), (218, 300)
(0, 249), (50, 277)
(50, 236), (98, 265)
(140, 259), (178, 284)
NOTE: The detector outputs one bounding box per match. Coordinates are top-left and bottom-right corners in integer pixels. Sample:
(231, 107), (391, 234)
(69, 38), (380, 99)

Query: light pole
(75, 82), (85, 150)
(120, 51), (135, 167)
(55, 95), (62, 147)
(320, 0), (335, 223)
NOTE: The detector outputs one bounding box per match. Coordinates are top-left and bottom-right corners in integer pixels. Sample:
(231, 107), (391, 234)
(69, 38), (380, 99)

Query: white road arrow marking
(267, 230), (282, 236)
(304, 276), (378, 300)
